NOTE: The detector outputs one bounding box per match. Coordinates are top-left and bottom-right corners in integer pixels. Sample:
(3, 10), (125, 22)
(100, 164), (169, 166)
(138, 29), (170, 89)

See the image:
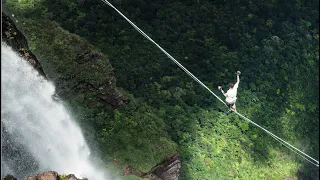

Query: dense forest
(3, 0), (319, 179)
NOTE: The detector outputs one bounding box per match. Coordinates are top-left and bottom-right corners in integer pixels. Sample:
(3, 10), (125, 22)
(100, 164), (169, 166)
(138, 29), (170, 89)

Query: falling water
(1, 42), (109, 179)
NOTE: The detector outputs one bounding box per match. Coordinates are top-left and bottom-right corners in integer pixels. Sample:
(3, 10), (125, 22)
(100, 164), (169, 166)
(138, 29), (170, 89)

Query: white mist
(1, 42), (110, 180)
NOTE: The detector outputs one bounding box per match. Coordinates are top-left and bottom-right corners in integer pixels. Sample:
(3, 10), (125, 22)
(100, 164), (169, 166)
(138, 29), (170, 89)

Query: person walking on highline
(218, 71), (241, 113)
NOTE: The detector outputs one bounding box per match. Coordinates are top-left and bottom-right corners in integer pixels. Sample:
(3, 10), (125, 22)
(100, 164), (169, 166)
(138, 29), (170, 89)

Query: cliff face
(2, 12), (45, 179)
(1, 12), (180, 180)
(121, 154), (181, 180)
(2, 12), (45, 77)
(8, 15), (127, 108)
(150, 154), (181, 180)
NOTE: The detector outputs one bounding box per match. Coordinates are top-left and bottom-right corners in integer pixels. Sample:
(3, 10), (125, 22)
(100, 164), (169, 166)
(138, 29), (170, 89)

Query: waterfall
(1, 42), (110, 180)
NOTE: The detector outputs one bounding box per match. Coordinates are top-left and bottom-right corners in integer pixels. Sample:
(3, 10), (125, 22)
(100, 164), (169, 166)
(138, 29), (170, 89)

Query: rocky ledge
(2, 12), (126, 108)
(120, 154), (181, 180)
(2, 12), (46, 77)
(4, 171), (88, 180)
(150, 154), (181, 180)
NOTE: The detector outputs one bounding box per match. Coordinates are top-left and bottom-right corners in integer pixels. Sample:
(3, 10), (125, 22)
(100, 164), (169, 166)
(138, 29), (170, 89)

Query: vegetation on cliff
(3, 0), (319, 179)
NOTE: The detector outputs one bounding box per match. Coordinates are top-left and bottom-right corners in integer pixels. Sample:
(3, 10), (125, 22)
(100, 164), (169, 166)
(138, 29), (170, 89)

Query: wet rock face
(2, 12), (46, 77)
(10, 16), (127, 108)
(25, 171), (59, 180)
(4, 175), (17, 180)
(2, 13), (46, 179)
(112, 154), (181, 180)
(66, 174), (88, 180)
(4, 171), (89, 180)
(2, 12), (126, 108)
(150, 154), (181, 180)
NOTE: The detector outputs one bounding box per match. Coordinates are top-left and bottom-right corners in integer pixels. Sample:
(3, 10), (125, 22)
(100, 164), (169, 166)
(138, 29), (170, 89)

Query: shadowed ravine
(1, 42), (110, 179)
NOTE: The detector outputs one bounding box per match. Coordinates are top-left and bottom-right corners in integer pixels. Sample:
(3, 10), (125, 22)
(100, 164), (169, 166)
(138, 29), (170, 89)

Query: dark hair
(228, 83), (234, 88)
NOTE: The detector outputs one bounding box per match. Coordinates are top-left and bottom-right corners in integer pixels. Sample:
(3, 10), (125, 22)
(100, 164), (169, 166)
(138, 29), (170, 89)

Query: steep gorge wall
(2, 12), (45, 77)
(2, 12), (181, 180)
(3, 11), (126, 108)
(2, 12), (45, 179)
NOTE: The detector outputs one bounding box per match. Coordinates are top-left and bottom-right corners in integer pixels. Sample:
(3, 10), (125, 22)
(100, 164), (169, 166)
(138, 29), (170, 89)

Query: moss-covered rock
(15, 17), (126, 108)
(2, 12), (45, 77)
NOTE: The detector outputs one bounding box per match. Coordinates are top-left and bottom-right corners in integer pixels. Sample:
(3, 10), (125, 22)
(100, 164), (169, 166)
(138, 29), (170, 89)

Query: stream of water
(1, 42), (110, 179)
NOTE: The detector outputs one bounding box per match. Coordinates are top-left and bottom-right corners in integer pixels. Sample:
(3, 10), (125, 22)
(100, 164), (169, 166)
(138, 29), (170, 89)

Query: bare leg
(232, 104), (236, 112)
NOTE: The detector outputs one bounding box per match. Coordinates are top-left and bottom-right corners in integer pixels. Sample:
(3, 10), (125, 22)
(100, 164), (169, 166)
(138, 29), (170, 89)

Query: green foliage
(5, 10), (177, 175)
(177, 110), (300, 180)
(4, 0), (319, 179)
(104, 162), (149, 180)
(101, 97), (177, 172)
(58, 174), (67, 180)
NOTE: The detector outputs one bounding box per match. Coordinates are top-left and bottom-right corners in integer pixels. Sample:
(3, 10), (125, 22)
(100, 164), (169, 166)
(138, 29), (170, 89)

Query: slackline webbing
(102, 0), (319, 167)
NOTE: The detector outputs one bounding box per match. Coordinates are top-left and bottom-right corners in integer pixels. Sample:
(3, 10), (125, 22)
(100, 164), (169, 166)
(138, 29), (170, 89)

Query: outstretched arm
(236, 74), (240, 84)
(234, 71), (241, 88)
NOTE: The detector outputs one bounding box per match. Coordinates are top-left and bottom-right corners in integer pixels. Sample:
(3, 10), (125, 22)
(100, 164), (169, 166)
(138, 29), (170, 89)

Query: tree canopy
(3, 0), (319, 179)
